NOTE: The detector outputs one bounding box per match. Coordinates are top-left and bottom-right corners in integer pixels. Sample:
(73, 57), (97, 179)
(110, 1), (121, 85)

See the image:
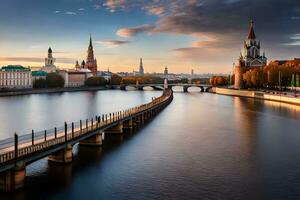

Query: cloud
(144, 6), (165, 16)
(96, 40), (130, 48)
(54, 11), (60, 14)
(0, 57), (76, 64)
(116, 24), (155, 38)
(78, 8), (85, 11)
(104, 0), (300, 65)
(0, 57), (44, 63)
(65, 11), (77, 15)
(283, 34), (300, 46)
(94, 4), (101, 9)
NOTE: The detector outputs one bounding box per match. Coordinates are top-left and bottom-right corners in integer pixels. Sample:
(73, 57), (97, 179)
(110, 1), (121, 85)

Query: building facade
(234, 20), (267, 89)
(0, 65), (32, 89)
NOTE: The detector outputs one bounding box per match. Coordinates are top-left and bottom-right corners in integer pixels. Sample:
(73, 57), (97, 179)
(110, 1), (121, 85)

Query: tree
(33, 78), (47, 88)
(85, 77), (107, 86)
(110, 74), (122, 85)
(46, 73), (65, 88)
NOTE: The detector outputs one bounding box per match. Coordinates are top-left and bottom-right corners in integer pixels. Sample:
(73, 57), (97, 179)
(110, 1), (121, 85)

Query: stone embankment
(0, 86), (107, 97)
(212, 87), (300, 106)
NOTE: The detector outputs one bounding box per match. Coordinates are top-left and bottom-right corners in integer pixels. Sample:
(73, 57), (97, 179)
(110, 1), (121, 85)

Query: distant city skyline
(0, 0), (300, 73)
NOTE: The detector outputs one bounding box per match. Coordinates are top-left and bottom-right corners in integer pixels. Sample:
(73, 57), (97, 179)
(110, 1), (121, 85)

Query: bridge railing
(0, 89), (173, 164)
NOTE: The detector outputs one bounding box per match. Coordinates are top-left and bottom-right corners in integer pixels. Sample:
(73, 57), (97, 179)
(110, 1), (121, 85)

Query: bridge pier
(140, 114), (145, 124)
(0, 162), (26, 191)
(183, 86), (189, 92)
(123, 118), (134, 130)
(79, 132), (103, 146)
(48, 144), (73, 164)
(105, 123), (123, 134)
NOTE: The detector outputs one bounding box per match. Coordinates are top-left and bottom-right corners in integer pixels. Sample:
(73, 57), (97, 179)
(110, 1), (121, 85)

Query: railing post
(45, 130), (47, 141)
(91, 118), (93, 129)
(72, 122), (74, 138)
(113, 113), (114, 122)
(110, 113), (111, 123)
(32, 129), (34, 145)
(86, 119), (88, 130)
(55, 127), (57, 139)
(106, 114), (108, 125)
(14, 133), (18, 159)
(65, 122), (67, 142)
(97, 116), (100, 128)
(80, 120), (82, 133)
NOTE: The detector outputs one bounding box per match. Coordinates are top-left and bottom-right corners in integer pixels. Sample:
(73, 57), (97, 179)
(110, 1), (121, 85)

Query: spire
(139, 58), (144, 76)
(140, 58), (143, 66)
(89, 34), (93, 48)
(248, 20), (256, 39)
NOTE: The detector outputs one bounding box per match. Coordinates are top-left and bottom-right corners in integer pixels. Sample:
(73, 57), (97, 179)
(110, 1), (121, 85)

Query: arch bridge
(119, 83), (212, 92)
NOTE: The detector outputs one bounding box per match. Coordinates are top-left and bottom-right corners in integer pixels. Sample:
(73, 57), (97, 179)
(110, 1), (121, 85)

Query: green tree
(110, 74), (122, 85)
(85, 77), (107, 86)
(33, 78), (47, 88)
(46, 73), (65, 88)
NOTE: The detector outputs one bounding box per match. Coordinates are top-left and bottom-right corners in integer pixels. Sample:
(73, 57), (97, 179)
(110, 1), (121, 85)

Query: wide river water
(1, 88), (300, 200)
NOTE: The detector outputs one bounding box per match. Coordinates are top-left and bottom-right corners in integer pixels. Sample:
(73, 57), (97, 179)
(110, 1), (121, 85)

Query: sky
(0, 0), (300, 74)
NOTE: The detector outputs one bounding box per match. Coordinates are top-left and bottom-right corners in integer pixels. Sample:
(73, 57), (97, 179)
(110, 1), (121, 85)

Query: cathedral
(85, 35), (98, 75)
(234, 20), (267, 89)
(73, 35), (98, 76)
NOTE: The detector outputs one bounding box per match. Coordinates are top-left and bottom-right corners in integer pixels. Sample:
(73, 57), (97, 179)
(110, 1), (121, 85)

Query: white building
(41, 47), (57, 73)
(0, 65), (32, 89)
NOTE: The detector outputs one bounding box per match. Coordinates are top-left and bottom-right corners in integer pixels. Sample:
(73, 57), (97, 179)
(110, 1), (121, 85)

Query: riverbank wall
(0, 86), (108, 97)
(213, 87), (300, 106)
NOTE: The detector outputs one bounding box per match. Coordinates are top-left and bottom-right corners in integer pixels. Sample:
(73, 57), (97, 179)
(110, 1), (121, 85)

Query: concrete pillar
(79, 132), (103, 146)
(183, 86), (188, 92)
(0, 162), (26, 191)
(140, 114), (145, 124)
(105, 123), (123, 134)
(48, 144), (73, 164)
(123, 118), (133, 129)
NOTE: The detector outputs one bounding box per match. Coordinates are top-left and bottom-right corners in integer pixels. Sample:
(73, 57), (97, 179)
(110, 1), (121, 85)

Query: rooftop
(32, 70), (48, 76)
(1, 65), (30, 72)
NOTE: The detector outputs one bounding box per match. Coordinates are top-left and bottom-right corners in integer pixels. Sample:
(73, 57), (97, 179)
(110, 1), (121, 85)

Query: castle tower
(234, 59), (243, 89)
(139, 58), (144, 76)
(85, 35), (98, 76)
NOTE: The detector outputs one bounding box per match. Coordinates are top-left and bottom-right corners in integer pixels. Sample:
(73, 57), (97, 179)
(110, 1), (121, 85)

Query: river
(1, 88), (300, 200)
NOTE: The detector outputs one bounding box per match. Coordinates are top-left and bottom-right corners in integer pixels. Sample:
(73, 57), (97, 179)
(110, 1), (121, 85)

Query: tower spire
(139, 58), (144, 76)
(248, 20), (256, 39)
(89, 34), (93, 48)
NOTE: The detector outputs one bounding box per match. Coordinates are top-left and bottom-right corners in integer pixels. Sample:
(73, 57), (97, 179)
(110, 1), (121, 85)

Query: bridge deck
(0, 89), (173, 172)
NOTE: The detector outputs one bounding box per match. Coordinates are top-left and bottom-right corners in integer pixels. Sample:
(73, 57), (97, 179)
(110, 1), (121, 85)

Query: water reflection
(0, 92), (300, 200)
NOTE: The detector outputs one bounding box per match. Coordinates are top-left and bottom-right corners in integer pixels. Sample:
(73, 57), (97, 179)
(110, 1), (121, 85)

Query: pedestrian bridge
(0, 89), (173, 191)
(118, 83), (212, 92)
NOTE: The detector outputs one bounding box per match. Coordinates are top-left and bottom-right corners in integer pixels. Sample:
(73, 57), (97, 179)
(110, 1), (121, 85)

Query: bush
(110, 74), (122, 85)
(210, 76), (229, 86)
(33, 78), (47, 88)
(85, 77), (107, 86)
(46, 73), (65, 88)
